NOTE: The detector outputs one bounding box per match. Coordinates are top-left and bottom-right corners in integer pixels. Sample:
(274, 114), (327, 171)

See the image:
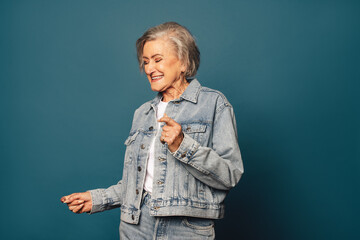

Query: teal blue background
(1, 0), (359, 239)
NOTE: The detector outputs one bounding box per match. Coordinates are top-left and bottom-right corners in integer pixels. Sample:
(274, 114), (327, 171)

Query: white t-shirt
(143, 100), (168, 193)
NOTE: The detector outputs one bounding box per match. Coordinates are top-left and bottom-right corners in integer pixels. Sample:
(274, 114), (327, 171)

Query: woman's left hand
(158, 113), (184, 152)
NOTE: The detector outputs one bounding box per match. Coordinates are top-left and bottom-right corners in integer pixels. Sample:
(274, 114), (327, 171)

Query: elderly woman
(61, 22), (243, 239)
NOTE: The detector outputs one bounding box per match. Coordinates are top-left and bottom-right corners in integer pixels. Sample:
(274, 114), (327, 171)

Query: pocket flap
(124, 131), (139, 145)
(182, 123), (207, 133)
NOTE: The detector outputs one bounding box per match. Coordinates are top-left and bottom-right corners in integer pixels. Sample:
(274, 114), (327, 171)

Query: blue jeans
(119, 192), (216, 239)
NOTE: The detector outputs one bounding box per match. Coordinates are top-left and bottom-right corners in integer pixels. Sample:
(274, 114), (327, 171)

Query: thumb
(64, 193), (81, 203)
(60, 196), (67, 203)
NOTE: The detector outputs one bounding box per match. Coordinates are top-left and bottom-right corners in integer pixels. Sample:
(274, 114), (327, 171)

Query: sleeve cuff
(171, 132), (200, 164)
(88, 189), (106, 214)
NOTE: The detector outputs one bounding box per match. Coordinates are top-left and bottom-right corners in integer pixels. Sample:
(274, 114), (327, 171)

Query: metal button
(186, 126), (191, 131)
(138, 166), (142, 172)
(181, 152), (187, 158)
(157, 180), (163, 185)
(158, 157), (166, 162)
(149, 126), (153, 131)
(136, 189), (139, 195)
(141, 144), (145, 149)
(131, 215), (135, 220)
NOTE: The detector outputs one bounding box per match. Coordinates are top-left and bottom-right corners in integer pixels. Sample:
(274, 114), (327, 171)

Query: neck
(161, 77), (189, 102)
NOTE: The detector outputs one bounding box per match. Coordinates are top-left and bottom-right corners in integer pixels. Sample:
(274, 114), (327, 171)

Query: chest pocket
(182, 123), (207, 145)
(124, 131), (139, 163)
(124, 131), (139, 146)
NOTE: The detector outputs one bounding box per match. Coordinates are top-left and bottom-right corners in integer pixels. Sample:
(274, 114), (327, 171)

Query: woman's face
(143, 38), (186, 93)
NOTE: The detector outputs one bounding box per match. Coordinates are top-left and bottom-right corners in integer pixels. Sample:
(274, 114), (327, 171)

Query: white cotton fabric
(143, 100), (168, 193)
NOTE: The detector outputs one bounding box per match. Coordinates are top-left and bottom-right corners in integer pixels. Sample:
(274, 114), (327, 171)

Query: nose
(145, 60), (155, 75)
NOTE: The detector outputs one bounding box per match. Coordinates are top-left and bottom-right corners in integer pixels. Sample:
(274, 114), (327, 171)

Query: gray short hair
(136, 22), (200, 79)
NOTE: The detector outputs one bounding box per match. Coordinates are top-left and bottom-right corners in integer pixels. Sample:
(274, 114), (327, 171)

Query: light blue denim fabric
(89, 79), (243, 225)
(119, 191), (215, 239)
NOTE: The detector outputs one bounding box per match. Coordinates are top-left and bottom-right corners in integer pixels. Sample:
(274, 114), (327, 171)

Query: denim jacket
(89, 79), (243, 224)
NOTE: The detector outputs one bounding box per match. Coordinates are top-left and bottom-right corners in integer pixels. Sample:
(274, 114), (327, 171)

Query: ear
(180, 62), (187, 73)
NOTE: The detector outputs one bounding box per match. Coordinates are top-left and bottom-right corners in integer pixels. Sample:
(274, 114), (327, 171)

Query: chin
(150, 84), (161, 92)
(151, 87), (159, 92)
(149, 82), (164, 92)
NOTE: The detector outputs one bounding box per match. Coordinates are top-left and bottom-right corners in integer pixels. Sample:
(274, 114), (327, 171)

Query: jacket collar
(180, 78), (201, 103)
(146, 78), (201, 114)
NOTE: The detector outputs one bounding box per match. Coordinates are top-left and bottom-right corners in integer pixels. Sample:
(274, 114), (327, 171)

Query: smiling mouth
(151, 75), (163, 82)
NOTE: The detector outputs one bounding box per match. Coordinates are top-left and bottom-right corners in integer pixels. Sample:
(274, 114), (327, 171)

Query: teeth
(152, 76), (163, 80)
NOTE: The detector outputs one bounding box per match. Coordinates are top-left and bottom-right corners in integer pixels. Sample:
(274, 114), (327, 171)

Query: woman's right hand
(60, 192), (92, 214)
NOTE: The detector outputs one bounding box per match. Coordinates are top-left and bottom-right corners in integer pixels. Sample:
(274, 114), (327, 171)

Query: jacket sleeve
(171, 103), (243, 191)
(87, 180), (125, 214)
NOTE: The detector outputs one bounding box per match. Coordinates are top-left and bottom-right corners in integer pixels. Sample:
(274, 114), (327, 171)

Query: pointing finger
(158, 114), (175, 126)
(64, 193), (81, 203)
(61, 195), (72, 203)
(158, 116), (171, 124)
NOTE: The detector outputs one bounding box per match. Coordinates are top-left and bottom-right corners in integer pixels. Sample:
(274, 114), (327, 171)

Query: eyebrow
(143, 54), (163, 59)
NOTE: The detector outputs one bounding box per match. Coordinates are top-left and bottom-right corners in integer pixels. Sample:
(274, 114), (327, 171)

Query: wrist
(169, 132), (184, 153)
